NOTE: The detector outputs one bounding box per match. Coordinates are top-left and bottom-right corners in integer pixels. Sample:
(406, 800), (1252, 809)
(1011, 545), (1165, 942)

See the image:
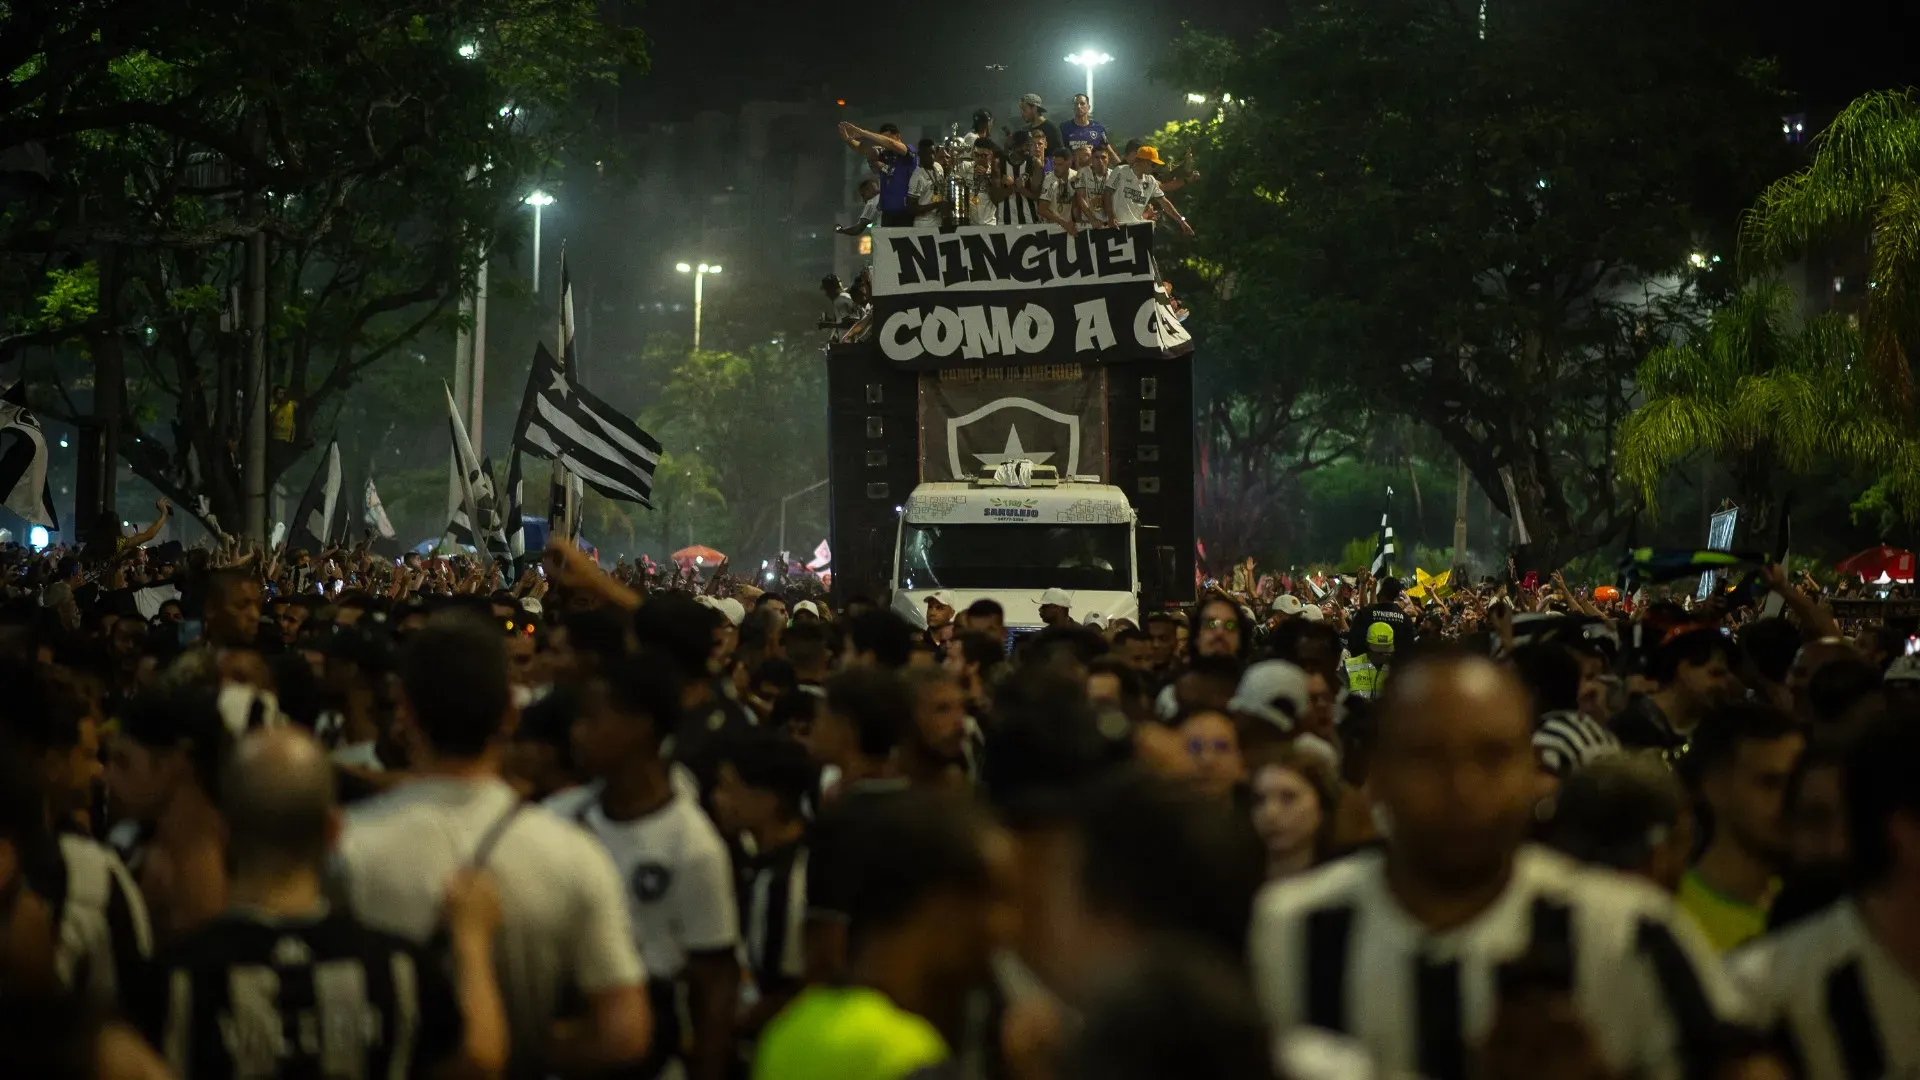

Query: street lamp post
(524, 191), (554, 293)
(779, 477), (830, 554)
(674, 261), (722, 350)
(1065, 49), (1113, 111)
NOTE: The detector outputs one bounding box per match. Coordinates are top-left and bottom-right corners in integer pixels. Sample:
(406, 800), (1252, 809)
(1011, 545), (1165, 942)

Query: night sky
(623, 0), (1920, 133)
(621, 0), (1275, 138)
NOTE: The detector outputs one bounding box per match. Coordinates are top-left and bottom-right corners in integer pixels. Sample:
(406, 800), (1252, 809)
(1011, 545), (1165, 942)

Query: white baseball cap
(926, 590), (957, 609)
(793, 600), (823, 618)
(1228, 660), (1310, 732)
(716, 598), (746, 627)
(1040, 588), (1073, 608)
(1275, 595), (1305, 616)
(1300, 605), (1325, 623)
(1083, 612), (1107, 630)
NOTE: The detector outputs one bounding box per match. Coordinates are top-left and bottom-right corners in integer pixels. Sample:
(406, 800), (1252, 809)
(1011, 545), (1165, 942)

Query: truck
(825, 222), (1196, 631)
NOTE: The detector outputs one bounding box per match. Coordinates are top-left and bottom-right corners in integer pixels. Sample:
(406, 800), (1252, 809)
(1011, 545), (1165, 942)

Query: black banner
(919, 365), (1106, 482)
(870, 224), (1193, 369)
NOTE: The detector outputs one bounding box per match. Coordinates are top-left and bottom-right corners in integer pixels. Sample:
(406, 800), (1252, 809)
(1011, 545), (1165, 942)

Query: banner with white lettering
(870, 224), (1193, 368)
(919, 365), (1107, 482)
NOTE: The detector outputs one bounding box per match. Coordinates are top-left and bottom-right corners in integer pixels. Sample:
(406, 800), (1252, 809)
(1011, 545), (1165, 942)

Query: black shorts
(879, 209), (916, 228)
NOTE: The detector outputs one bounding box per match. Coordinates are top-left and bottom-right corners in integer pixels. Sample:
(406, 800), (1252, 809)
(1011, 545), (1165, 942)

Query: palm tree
(1617, 280), (1915, 532)
(1743, 90), (1920, 412)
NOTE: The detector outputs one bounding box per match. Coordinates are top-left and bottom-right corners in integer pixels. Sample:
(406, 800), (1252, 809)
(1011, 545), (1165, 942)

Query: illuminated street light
(1065, 50), (1113, 110)
(676, 262), (723, 349)
(524, 191), (555, 292)
(457, 42), (478, 59)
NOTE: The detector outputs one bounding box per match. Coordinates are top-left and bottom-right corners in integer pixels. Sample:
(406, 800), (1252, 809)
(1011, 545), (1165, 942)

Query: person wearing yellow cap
(1103, 145), (1192, 235)
(1344, 621), (1396, 700)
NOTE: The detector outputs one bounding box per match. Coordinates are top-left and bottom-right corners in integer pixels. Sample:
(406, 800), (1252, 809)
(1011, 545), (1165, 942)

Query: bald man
(126, 727), (507, 1080)
(1250, 651), (1748, 1080)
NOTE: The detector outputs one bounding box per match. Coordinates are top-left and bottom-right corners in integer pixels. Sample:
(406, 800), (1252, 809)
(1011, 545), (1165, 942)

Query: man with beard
(1676, 703), (1805, 952)
(1250, 652), (1741, 1080)
(899, 667), (970, 792)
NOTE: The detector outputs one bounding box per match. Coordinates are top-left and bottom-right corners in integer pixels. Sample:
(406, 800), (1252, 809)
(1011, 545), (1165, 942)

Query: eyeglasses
(1204, 618), (1238, 631)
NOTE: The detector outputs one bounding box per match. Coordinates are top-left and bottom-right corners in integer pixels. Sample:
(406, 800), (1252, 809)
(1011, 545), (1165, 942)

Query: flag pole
(557, 244), (578, 544)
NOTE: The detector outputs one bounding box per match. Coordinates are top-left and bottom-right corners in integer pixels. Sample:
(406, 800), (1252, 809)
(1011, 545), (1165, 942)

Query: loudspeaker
(1107, 357), (1195, 610)
(826, 356), (919, 603)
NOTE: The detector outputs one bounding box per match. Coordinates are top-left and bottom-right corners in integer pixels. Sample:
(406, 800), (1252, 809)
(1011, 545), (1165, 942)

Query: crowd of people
(835, 92), (1200, 236)
(1, 523), (1917, 1080)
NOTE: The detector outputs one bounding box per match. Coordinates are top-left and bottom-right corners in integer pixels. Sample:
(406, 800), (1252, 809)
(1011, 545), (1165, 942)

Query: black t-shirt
(671, 685), (757, 797)
(125, 909), (464, 1080)
(1009, 118), (1064, 160)
(1345, 603), (1411, 655)
(804, 780), (912, 926)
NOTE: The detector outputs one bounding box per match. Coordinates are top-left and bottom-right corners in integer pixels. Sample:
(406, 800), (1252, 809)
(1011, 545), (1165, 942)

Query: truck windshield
(897, 522), (1132, 592)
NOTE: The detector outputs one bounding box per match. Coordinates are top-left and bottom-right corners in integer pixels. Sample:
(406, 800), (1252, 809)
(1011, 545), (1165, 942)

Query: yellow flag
(1407, 567), (1452, 600)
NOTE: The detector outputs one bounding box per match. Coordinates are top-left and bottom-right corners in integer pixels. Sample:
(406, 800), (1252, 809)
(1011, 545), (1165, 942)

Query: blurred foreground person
(1678, 704), (1804, 953)
(754, 792), (1017, 1080)
(0, 741), (170, 1080)
(1250, 652), (1743, 1080)
(127, 726), (506, 1079)
(1730, 716), (1920, 1080)
(333, 613), (652, 1078)
(1547, 754), (1693, 893)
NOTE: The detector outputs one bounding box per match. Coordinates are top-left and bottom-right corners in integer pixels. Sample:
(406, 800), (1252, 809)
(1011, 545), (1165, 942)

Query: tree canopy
(1159, 0), (1788, 568)
(0, 0), (643, 537)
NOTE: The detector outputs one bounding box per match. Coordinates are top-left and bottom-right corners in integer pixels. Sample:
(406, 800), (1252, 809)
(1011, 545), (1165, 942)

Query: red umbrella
(671, 545), (727, 568)
(1835, 544), (1917, 582)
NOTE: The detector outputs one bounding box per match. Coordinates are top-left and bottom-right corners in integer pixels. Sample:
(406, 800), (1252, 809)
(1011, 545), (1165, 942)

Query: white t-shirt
(1075, 168), (1113, 224)
(1105, 166), (1164, 225)
(336, 776), (646, 1069)
(906, 167), (942, 228)
(963, 174), (999, 226)
(545, 783), (740, 980)
(857, 195), (878, 226)
(1040, 170), (1078, 222)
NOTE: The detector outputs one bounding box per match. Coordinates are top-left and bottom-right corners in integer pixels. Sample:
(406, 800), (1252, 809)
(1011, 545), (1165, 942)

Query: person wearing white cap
(1273, 595), (1306, 621)
(791, 600), (823, 624)
(923, 590), (957, 632)
(1228, 660), (1310, 736)
(1038, 588), (1074, 628)
(1082, 612), (1107, 632)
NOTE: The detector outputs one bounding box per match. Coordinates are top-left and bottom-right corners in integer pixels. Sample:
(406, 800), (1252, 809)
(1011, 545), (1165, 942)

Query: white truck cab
(889, 465), (1140, 631)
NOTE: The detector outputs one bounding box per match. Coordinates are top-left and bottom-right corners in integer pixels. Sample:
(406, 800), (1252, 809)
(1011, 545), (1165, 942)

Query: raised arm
(123, 498), (171, 550)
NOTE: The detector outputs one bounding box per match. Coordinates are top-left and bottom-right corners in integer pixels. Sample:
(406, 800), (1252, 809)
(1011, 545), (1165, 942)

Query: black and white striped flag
(0, 381), (58, 529)
(503, 448), (525, 563)
(550, 253), (579, 539)
(288, 439), (341, 553)
(1369, 485), (1396, 577)
(514, 340), (661, 508)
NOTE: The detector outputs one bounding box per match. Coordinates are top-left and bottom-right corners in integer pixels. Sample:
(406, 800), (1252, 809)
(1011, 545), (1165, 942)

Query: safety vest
(1345, 654), (1383, 699)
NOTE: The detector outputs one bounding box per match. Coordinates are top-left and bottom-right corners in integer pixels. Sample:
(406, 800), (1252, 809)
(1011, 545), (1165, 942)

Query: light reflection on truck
(896, 522), (1134, 593)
